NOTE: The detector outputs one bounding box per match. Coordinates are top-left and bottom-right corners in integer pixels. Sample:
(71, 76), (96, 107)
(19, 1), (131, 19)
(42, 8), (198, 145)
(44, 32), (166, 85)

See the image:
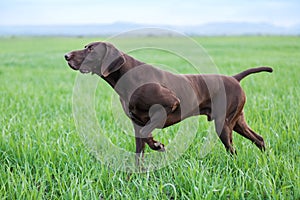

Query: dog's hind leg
(233, 113), (265, 151)
(215, 119), (236, 155)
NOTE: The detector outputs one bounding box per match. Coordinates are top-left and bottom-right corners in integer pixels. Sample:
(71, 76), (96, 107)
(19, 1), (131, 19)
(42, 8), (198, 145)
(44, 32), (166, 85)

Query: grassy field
(0, 36), (299, 199)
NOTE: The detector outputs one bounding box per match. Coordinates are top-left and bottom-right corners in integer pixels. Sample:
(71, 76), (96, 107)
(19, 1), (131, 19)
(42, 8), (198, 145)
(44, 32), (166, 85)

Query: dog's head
(64, 42), (126, 77)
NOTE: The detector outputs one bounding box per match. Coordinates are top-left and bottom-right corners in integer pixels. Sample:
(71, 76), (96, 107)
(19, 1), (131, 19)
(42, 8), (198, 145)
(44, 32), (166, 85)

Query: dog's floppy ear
(100, 42), (126, 77)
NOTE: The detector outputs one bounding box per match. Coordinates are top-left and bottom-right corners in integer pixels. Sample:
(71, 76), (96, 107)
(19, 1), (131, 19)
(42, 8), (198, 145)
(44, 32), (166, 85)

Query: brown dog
(65, 42), (272, 162)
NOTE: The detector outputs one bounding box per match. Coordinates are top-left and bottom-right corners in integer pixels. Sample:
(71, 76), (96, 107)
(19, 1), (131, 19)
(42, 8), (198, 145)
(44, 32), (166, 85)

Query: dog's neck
(100, 54), (145, 88)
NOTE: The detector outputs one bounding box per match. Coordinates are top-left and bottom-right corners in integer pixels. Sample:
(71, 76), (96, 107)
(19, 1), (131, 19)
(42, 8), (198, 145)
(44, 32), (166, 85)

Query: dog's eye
(87, 46), (94, 52)
(85, 45), (94, 52)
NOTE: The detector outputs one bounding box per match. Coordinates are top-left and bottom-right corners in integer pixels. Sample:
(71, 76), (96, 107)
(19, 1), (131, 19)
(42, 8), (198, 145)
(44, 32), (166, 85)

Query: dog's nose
(64, 53), (72, 61)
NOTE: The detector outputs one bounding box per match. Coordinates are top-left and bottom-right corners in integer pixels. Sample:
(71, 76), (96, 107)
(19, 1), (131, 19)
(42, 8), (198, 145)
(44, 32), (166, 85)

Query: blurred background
(1, 0), (300, 36)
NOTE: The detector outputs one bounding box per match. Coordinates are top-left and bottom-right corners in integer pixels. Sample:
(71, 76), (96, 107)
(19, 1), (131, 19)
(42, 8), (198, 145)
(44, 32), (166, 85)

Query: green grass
(0, 36), (299, 199)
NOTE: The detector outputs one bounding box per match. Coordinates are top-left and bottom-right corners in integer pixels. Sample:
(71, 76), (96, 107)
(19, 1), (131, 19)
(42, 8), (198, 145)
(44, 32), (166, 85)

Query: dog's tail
(233, 67), (273, 82)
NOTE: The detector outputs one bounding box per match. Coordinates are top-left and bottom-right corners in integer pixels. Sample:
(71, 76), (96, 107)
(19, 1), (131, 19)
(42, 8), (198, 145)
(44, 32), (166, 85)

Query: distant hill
(1, 22), (299, 36)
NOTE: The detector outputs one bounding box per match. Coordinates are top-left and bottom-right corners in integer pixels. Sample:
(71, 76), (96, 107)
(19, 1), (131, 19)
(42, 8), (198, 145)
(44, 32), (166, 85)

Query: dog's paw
(153, 142), (165, 152)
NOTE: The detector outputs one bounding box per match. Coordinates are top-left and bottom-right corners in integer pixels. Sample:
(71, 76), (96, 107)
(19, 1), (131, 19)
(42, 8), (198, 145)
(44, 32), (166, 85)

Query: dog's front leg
(140, 104), (167, 135)
(133, 123), (146, 166)
(139, 104), (166, 152)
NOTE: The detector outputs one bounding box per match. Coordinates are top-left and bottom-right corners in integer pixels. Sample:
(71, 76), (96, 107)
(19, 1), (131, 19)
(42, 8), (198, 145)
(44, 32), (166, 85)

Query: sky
(0, 0), (299, 27)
